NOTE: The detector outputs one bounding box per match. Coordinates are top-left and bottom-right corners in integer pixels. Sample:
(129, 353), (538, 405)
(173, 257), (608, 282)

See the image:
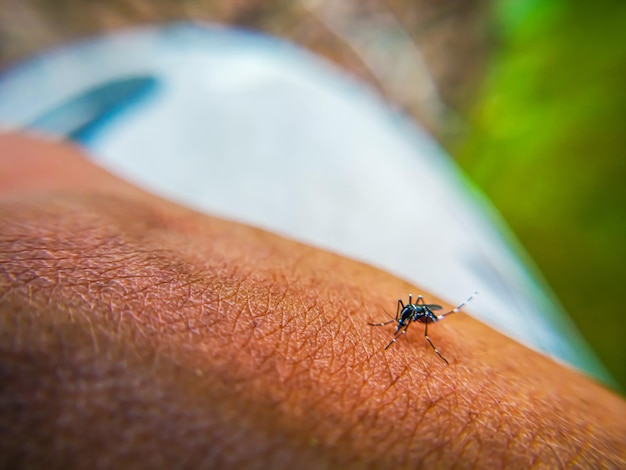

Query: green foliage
(458, 0), (626, 389)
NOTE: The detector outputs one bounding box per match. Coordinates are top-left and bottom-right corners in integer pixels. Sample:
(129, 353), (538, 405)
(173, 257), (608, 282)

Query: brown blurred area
(0, 0), (491, 137)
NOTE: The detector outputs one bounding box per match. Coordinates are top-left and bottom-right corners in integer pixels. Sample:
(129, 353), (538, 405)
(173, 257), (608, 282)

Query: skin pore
(1, 133), (625, 468)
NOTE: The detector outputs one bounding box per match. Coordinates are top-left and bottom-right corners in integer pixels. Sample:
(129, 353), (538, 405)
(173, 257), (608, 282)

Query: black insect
(368, 292), (477, 364)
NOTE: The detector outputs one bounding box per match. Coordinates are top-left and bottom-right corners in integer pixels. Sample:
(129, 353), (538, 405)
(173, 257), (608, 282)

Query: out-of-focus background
(456, 1), (626, 391)
(1, 0), (624, 390)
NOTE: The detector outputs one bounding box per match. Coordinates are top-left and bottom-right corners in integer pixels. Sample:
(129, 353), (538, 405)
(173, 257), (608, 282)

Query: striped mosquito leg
(368, 319), (396, 327)
(397, 298), (405, 319)
(384, 322), (411, 350)
(424, 321), (449, 364)
(438, 291), (478, 319)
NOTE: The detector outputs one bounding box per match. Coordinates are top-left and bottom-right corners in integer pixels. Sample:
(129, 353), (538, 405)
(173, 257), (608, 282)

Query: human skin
(1, 133), (625, 469)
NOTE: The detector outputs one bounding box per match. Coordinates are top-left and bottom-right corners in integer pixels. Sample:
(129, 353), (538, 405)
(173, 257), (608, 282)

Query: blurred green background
(456, 0), (626, 390)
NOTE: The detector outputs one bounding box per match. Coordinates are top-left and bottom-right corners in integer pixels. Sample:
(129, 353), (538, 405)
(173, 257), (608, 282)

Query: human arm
(1, 133), (624, 468)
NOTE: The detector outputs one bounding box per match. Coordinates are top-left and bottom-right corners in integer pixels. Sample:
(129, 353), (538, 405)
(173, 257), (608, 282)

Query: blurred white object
(0, 23), (614, 386)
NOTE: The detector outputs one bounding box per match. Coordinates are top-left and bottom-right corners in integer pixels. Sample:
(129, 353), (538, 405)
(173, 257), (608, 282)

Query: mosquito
(368, 292), (477, 364)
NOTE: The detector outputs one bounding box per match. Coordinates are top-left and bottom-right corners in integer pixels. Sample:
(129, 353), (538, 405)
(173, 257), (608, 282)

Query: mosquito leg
(424, 321), (449, 365)
(384, 337), (397, 350)
(369, 297), (404, 327)
(415, 295), (425, 306)
(368, 319), (396, 327)
(384, 321), (411, 350)
(438, 291), (478, 319)
(397, 299), (405, 320)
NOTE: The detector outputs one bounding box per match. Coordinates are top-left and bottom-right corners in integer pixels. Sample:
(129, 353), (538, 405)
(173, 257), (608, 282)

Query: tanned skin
(1, 133), (625, 468)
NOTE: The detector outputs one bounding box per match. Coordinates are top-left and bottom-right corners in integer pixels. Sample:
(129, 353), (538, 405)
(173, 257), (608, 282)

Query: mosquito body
(368, 292), (477, 364)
